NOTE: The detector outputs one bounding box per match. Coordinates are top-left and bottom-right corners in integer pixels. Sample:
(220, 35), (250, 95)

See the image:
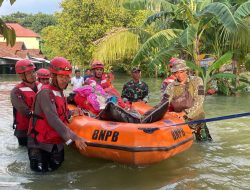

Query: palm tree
(94, 0), (250, 78)
(134, 0), (249, 66)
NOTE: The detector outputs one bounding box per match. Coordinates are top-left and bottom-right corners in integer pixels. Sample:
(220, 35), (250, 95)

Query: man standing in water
(28, 57), (87, 172)
(164, 59), (212, 141)
(121, 67), (149, 103)
(10, 59), (38, 146)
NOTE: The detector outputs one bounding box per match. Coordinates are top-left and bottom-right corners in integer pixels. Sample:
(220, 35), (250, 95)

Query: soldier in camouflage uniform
(164, 59), (212, 141)
(122, 67), (149, 103)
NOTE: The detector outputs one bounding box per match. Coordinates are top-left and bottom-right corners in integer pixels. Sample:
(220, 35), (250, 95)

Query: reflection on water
(0, 75), (249, 189)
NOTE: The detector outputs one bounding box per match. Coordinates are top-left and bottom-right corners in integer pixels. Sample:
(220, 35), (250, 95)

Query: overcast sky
(0, 0), (62, 15)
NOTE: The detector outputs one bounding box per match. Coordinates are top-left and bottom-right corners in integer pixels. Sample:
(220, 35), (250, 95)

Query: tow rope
(139, 112), (250, 134)
(167, 112), (250, 127)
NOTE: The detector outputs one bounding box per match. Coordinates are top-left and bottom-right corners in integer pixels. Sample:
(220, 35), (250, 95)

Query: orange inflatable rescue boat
(68, 102), (193, 165)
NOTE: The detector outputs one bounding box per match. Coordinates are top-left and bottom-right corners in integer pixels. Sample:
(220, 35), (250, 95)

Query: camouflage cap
(131, 67), (141, 73)
(171, 59), (189, 72)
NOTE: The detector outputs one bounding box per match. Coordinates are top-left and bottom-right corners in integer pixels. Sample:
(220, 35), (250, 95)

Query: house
(0, 23), (48, 74)
(0, 23), (40, 49)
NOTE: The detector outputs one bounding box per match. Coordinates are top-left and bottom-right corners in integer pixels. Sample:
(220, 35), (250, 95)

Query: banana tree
(93, 0), (250, 77)
(187, 51), (236, 91)
(139, 0), (242, 66)
(92, 0), (175, 73)
(200, 1), (250, 93)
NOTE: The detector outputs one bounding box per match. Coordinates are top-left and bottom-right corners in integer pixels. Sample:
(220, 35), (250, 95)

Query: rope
(139, 112), (250, 134)
(167, 112), (250, 127)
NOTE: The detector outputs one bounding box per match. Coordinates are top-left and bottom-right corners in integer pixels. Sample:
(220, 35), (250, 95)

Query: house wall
(0, 58), (49, 74)
(0, 58), (16, 74)
(0, 37), (40, 49)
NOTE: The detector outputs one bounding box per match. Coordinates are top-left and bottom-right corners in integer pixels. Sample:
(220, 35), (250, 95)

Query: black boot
(97, 102), (141, 123)
(28, 148), (48, 172)
(141, 100), (169, 123)
(48, 146), (64, 171)
(17, 137), (27, 146)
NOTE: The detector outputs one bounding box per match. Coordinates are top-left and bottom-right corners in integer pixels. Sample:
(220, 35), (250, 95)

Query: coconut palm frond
(150, 46), (179, 66)
(93, 28), (140, 64)
(219, 17), (250, 53)
(94, 27), (151, 45)
(132, 29), (182, 65)
(230, 21), (250, 51)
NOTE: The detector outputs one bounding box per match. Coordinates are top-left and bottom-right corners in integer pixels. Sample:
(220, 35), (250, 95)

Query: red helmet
(36, 68), (51, 79)
(15, 59), (36, 74)
(91, 60), (104, 70)
(49, 57), (72, 75)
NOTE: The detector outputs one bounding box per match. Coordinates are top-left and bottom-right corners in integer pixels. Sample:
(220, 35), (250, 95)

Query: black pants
(98, 100), (169, 124)
(17, 137), (27, 146)
(28, 146), (64, 172)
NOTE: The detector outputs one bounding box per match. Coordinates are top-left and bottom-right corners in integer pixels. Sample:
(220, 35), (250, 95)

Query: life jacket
(13, 82), (40, 132)
(89, 74), (113, 89)
(37, 82), (43, 91)
(29, 84), (67, 144)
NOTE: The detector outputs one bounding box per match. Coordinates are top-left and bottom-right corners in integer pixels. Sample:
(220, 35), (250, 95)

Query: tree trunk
(232, 59), (240, 96)
(193, 38), (200, 76)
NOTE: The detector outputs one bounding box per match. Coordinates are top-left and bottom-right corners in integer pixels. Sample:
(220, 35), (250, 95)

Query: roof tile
(0, 23), (40, 37)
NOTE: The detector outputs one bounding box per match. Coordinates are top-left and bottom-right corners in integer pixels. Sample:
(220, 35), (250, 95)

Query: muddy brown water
(0, 74), (249, 190)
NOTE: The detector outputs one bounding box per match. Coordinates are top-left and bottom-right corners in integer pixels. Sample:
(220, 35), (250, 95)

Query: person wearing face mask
(27, 57), (87, 172)
(163, 58), (212, 142)
(10, 59), (39, 146)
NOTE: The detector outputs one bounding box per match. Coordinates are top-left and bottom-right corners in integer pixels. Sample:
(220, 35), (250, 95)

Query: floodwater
(0, 74), (249, 190)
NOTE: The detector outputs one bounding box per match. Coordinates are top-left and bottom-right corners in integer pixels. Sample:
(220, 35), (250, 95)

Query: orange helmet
(49, 57), (72, 75)
(15, 59), (36, 74)
(36, 68), (51, 79)
(91, 60), (104, 70)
